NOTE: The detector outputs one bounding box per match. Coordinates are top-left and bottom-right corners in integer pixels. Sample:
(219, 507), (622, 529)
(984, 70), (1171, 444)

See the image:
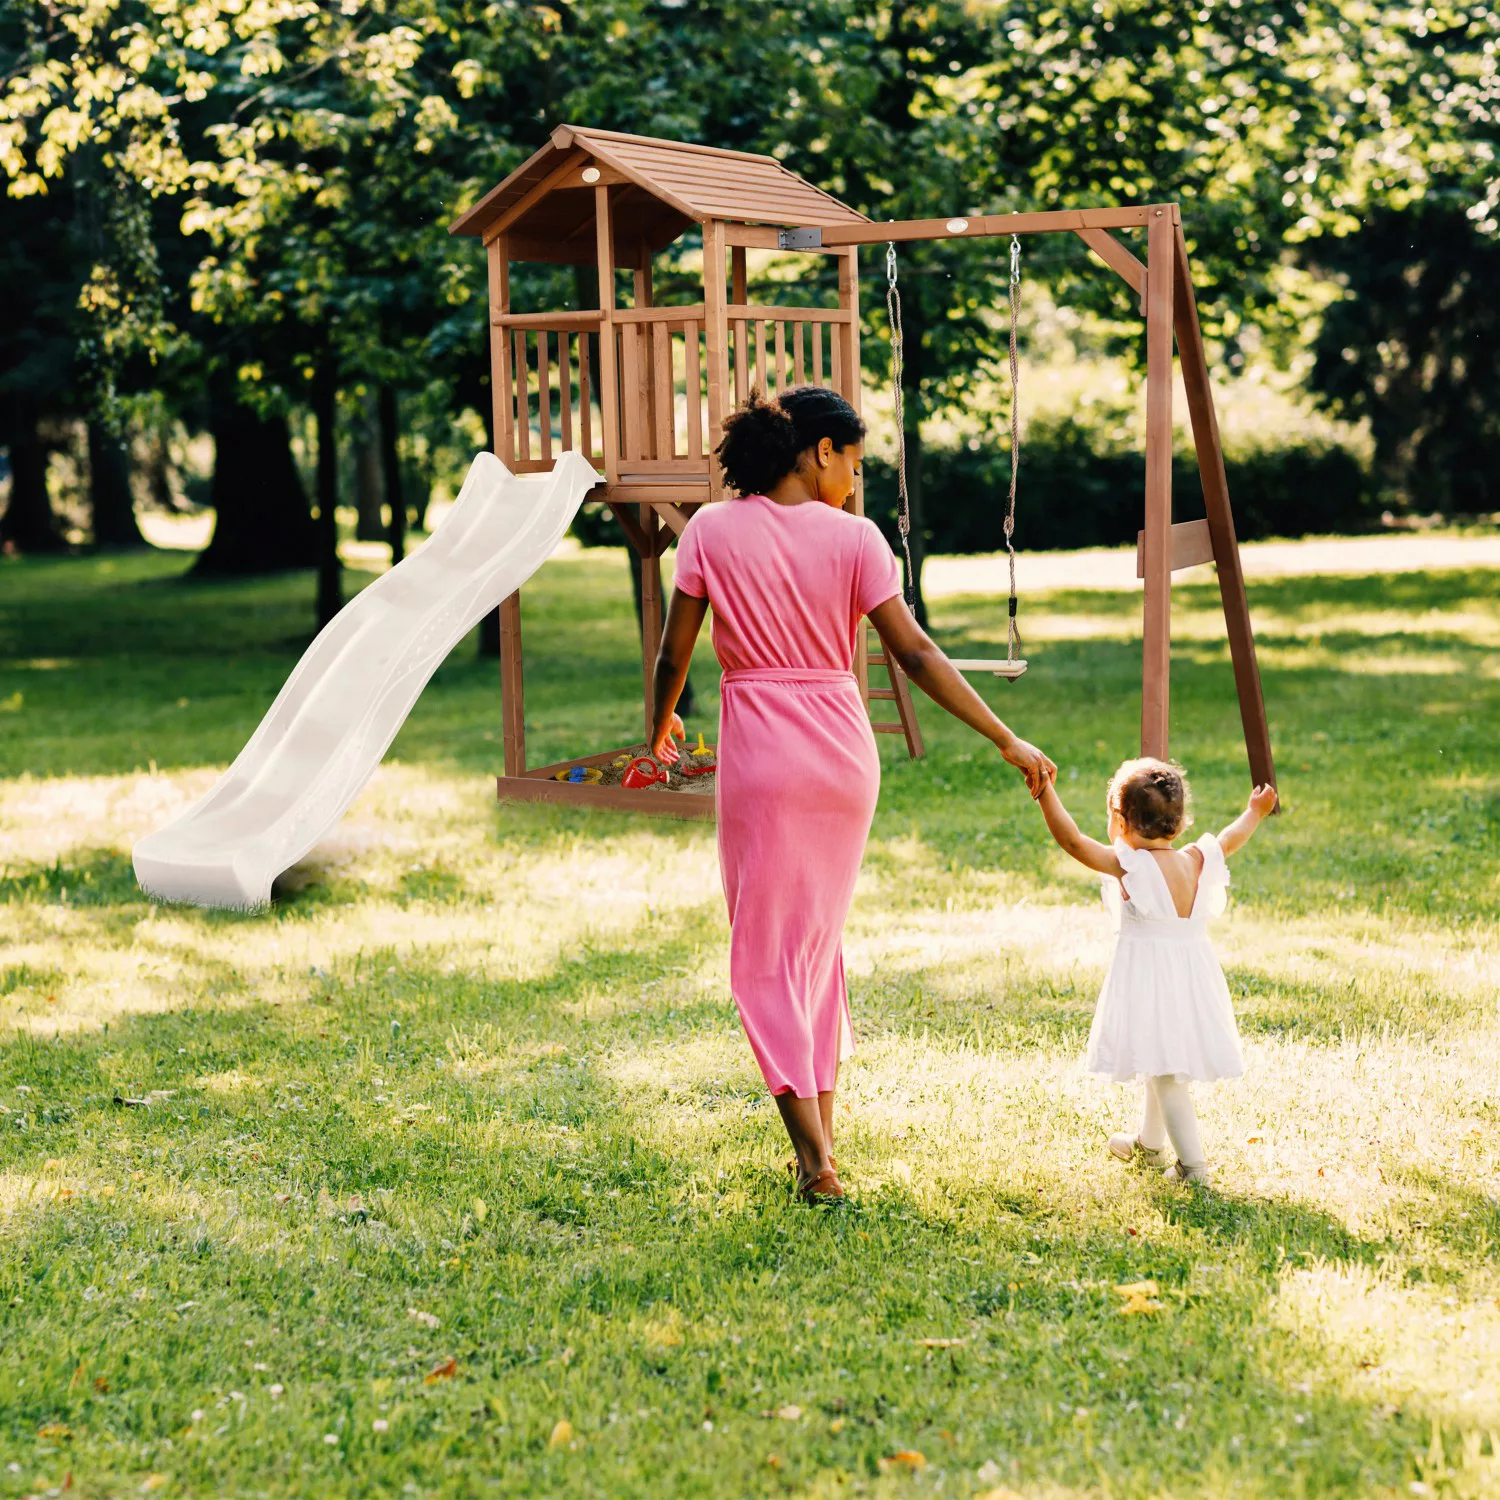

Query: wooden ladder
(865, 632), (925, 758)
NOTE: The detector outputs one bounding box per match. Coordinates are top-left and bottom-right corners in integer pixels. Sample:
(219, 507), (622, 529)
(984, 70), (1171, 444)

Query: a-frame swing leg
(1171, 226), (1277, 793)
(1140, 208), (1176, 759)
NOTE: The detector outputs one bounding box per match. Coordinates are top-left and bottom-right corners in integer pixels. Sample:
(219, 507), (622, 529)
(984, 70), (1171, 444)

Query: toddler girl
(1035, 758), (1277, 1183)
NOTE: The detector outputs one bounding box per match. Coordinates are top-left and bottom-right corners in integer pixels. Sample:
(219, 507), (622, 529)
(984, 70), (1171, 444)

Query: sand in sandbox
(564, 745), (717, 797)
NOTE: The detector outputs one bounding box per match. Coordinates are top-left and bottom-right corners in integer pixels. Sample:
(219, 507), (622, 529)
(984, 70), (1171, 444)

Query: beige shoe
(1108, 1133), (1172, 1170)
(1164, 1160), (1212, 1186)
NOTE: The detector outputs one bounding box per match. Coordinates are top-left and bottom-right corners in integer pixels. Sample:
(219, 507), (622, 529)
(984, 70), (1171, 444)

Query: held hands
(652, 714), (686, 765)
(1000, 737), (1058, 800)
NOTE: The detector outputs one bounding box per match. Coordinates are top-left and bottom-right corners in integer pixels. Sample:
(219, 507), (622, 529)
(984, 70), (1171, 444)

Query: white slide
(133, 450), (601, 910)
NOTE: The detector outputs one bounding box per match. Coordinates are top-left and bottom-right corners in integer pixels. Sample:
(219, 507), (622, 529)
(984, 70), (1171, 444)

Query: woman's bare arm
(866, 595), (1056, 796)
(650, 588), (710, 761)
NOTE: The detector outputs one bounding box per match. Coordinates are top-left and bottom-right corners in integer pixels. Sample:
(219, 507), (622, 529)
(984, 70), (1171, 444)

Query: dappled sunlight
(1275, 1263), (1500, 1430)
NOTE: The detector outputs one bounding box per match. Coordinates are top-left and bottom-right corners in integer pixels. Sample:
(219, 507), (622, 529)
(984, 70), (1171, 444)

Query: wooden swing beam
(778, 202), (1276, 792)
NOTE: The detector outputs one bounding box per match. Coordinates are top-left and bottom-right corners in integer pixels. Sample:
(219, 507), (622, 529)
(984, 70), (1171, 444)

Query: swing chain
(886, 243), (916, 610)
(1004, 234), (1023, 664)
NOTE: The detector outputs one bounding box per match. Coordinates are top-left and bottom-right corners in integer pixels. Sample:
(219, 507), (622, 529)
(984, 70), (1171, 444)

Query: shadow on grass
(0, 931), (1466, 1497)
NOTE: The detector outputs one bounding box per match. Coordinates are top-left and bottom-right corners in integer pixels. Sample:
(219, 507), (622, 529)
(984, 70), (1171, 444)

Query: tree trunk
(353, 391), (384, 542)
(901, 294), (929, 627)
(0, 405), (65, 553)
(314, 370), (342, 628)
(379, 384), (405, 565)
(88, 420), (148, 549)
(196, 393), (317, 575)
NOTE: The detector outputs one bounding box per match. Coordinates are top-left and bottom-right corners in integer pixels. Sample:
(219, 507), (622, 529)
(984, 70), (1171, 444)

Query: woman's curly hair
(714, 386), (866, 497)
(1107, 757), (1192, 841)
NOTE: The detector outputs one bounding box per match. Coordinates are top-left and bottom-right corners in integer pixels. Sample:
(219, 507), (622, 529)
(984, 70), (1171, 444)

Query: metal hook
(1010, 234), (1021, 285)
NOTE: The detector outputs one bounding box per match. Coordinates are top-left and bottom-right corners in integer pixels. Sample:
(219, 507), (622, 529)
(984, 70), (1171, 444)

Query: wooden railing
(494, 311), (606, 474)
(494, 302), (855, 482)
(728, 305), (853, 407)
(613, 306), (708, 476)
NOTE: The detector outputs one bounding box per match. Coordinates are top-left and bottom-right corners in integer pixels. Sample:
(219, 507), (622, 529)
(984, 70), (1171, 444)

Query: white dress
(1085, 833), (1245, 1084)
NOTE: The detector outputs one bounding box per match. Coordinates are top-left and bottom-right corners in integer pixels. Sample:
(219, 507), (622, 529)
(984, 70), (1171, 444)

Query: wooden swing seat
(949, 658), (1028, 679)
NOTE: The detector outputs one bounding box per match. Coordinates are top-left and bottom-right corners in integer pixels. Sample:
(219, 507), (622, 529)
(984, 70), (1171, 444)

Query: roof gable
(449, 125), (867, 243)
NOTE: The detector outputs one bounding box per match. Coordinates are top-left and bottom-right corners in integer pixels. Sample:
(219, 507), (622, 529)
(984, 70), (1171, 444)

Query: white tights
(1138, 1075), (1206, 1170)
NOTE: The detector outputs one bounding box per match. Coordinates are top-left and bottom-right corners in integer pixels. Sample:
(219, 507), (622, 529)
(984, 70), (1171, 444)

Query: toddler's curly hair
(1107, 757), (1192, 841)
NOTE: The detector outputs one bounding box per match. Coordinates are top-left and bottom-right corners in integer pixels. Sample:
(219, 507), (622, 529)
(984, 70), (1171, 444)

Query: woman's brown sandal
(796, 1167), (846, 1204)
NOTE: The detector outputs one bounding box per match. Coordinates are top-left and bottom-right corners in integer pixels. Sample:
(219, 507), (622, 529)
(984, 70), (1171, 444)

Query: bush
(861, 413), (1377, 554)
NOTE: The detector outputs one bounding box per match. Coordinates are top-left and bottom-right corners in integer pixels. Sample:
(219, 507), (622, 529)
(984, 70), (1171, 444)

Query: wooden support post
(499, 592), (524, 777)
(487, 237), (513, 463)
(837, 246), (871, 706)
(640, 508), (663, 740)
(703, 220), (729, 501)
(635, 252), (656, 459)
(1173, 224), (1276, 791)
(731, 245), (748, 407)
(594, 185), (621, 483)
(1141, 207), (1176, 759)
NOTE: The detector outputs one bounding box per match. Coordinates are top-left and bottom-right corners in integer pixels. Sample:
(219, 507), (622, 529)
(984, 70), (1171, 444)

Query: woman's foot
(786, 1154), (837, 1178)
(796, 1167), (846, 1204)
(1163, 1159), (1212, 1186)
(1108, 1133), (1172, 1170)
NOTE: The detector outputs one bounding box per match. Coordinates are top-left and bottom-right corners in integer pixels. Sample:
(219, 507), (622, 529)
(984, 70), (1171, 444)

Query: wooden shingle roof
(449, 125), (868, 249)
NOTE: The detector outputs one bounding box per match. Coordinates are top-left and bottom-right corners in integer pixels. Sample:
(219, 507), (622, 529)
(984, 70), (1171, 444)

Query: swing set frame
(789, 201), (1277, 791)
(453, 128), (1276, 821)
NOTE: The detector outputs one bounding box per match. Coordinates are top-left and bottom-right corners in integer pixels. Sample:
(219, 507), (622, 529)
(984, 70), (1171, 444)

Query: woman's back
(673, 496), (899, 673)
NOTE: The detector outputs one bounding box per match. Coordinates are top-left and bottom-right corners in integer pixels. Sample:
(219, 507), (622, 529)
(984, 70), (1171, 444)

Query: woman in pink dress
(651, 388), (1054, 1202)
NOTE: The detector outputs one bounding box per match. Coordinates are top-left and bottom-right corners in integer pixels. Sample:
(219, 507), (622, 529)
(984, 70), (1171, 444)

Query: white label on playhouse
(946, 218), (970, 233)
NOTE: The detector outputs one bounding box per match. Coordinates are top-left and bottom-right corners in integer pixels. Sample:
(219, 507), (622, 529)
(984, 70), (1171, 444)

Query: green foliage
(861, 416), (1378, 554)
(1306, 193), (1500, 514)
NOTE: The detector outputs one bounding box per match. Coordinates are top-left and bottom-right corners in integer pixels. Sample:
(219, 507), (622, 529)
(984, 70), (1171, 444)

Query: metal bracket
(777, 226), (824, 250)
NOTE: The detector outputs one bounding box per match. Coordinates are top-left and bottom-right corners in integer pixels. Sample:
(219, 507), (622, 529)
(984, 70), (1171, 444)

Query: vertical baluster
(514, 329), (531, 463)
(537, 330), (553, 462)
(653, 321), (673, 459)
(811, 322), (824, 384)
(756, 321), (770, 396)
(733, 317), (748, 406)
(580, 332), (594, 460)
(775, 321), (788, 394)
(621, 323), (642, 459)
(686, 321), (703, 459)
(830, 318), (842, 392)
(794, 322), (806, 385)
(559, 331), (574, 451)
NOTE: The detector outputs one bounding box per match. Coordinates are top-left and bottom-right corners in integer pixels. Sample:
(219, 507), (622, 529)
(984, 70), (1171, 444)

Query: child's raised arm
(1217, 784), (1279, 858)
(1037, 778), (1124, 879)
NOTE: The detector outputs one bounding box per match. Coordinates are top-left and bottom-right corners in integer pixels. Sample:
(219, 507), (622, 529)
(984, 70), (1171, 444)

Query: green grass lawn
(1, 539), (1497, 1498)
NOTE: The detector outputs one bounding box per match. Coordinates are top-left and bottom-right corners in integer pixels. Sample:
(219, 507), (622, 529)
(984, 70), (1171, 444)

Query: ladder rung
(869, 689), (897, 700)
(871, 722), (906, 734)
(867, 653), (888, 667)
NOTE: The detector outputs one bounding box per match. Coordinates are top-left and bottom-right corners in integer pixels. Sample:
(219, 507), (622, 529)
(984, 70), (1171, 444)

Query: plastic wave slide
(133, 450), (601, 910)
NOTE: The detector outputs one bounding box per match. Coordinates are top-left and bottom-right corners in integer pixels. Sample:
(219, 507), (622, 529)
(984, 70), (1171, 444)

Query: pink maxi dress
(672, 495), (901, 1099)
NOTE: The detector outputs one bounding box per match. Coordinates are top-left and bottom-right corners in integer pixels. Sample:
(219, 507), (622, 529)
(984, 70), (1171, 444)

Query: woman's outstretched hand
(1000, 737), (1057, 799)
(652, 714), (686, 764)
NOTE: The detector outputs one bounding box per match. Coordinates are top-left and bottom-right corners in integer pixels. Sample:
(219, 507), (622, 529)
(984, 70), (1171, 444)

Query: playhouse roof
(449, 125), (867, 259)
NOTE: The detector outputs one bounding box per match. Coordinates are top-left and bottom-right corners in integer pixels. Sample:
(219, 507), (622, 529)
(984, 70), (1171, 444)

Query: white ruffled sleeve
(1193, 832), (1231, 917)
(1101, 839), (1179, 922)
